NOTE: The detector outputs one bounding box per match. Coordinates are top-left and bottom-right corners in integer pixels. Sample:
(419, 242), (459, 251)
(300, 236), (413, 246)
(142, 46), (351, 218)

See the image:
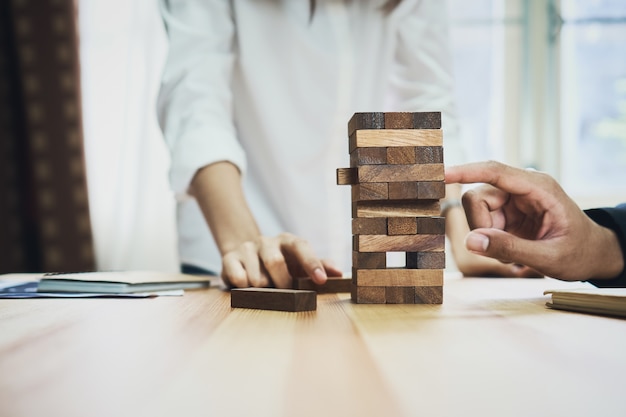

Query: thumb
(465, 229), (549, 272)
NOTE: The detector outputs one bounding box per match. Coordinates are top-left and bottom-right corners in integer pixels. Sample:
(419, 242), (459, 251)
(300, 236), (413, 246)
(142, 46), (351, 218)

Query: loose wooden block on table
(357, 163), (444, 183)
(351, 183), (388, 201)
(353, 200), (441, 218)
(349, 129), (443, 152)
(353, 268), (443, 287)
(406, 251), (446, 269)
(292, 277), (352, 293)
(231, 288), (316, 312)
(352, 251), (386, 269)
(336, 167), (357, 185)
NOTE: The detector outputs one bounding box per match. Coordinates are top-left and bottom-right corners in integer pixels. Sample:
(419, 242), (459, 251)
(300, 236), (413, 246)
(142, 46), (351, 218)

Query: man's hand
(221, 233), (343, 288)
(445, 161), (623, 281)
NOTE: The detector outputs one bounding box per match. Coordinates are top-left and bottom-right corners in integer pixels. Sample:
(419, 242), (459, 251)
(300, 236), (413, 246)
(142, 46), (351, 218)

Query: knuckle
(263, 253), (285, 270)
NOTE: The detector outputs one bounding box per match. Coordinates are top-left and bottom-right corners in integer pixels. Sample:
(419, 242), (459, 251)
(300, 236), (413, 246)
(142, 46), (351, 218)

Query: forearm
(189, 161), (260, 255)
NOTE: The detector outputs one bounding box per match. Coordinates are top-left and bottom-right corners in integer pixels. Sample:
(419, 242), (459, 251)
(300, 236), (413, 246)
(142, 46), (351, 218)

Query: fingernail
(465, 232), (489, 253)
(313, 267), (327, 281)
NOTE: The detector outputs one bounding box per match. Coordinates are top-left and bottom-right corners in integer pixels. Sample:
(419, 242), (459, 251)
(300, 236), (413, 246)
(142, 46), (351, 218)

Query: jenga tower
(336, 112), (445, 304)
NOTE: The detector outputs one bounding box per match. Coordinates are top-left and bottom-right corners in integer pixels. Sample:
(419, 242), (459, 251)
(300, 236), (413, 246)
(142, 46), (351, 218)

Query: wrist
(588, 223), (625, 280)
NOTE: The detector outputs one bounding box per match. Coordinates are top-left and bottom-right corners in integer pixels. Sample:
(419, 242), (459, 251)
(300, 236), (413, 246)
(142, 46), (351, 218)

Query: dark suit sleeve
(585, 204), (626, 288)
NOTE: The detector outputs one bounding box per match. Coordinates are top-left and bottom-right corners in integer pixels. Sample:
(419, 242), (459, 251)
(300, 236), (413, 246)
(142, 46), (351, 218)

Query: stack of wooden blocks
(337, 112), (445, 304)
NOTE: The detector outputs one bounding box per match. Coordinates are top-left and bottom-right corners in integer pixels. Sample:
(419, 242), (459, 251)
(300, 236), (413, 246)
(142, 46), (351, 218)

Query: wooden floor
(1, 274), (625, 417)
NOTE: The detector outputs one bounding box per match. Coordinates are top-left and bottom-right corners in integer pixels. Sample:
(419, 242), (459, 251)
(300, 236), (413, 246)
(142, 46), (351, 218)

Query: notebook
(37, 271), (212, 294)
(544, 288), (626, 318)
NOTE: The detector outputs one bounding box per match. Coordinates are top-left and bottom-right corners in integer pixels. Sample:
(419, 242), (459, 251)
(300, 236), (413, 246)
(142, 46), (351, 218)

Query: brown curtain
(0, 0), (95, 273)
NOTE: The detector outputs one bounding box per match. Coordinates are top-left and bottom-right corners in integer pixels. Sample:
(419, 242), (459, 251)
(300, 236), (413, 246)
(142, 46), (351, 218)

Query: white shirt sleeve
(389, 0), (466, 166)
(157, 0), (246, 199)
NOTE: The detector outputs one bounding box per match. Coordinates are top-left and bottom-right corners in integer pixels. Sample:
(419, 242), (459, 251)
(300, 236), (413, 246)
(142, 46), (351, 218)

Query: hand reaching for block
(220, 232), (343, 289)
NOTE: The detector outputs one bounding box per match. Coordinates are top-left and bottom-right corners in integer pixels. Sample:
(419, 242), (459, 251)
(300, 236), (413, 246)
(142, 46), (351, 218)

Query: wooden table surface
(1, 274), (625, 417)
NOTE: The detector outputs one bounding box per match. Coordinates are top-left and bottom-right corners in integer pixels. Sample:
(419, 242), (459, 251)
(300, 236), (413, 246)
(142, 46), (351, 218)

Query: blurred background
(2, 0), (625, 273)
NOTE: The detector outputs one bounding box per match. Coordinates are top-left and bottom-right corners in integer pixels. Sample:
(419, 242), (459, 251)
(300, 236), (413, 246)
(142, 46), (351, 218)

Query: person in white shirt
(157, 0), (534, 288)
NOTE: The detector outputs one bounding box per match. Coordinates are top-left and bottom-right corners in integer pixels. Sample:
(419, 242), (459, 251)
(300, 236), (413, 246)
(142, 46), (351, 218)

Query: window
(447, 0), (626, 207)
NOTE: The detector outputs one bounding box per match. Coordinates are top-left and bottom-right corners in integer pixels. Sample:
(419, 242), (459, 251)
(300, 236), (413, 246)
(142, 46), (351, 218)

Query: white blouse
(157, 0), (464, 273)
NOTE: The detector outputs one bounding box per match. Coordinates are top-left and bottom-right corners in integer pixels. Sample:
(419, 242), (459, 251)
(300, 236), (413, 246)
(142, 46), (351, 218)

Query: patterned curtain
(0, 0), (94, 273)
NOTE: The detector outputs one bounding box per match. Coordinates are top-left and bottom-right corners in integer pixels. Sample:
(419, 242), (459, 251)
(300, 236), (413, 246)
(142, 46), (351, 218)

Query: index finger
(445, 161), (538, 196)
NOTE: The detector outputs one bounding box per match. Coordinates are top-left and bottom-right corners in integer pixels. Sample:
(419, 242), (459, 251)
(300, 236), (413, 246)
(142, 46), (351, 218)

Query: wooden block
(416, 146), (444, 164)
(355, 234), (445, 252)
(387, 217), (417, 235)
(231, 288), (316, 312)
(416, 217), (445, 234)
(351, 285), (386, 304)
(384, 112), (414, 129)
(354, 200), (441, 218)
(351, 183), (388, 201)
(388, 182), (419, 200)
(417, 181), (445, 199)
(406, 252), (446, 269)
(357, 164), (444, 183)
(385, 286), (416, 304)
(292, 277), (351, 293)
(348, 112), (385, 136)
(350, 129), (442, 152)
(336, 167), (357, 185)
(354, 268), (443, 287)
(350, 147), (387, 166)
(352, 218), (387, 235)
(413, 112), (442, 129)
(352, 251), (386, 269)
(414, 286), (443, 304)
(386, 147), (416, 165)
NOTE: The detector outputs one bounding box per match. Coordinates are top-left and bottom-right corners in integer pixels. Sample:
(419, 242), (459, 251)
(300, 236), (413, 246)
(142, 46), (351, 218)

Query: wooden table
(1, 274), (625, 417)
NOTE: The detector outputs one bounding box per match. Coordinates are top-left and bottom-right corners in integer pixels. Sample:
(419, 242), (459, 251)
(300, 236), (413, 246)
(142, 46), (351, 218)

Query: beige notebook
(37, 271), (212, 294)
(544, 288), (626, 318)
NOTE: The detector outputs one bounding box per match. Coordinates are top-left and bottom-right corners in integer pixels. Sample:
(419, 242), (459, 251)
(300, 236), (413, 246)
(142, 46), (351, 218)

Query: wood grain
(353, 268), (443, 287)
(352, 218), (387, 235)
(352, 251), (386, 269)
(231, 288), (316, 312)
(417, 181), (445, 199)
(350, 147), (387, 166)
(414, 286), (443, 304)
(352, 183), (388, 201)
(350, 129), (442, 152)
(348, 112), (385, 136)
(386, 147), (416, 165)
(351, 285), (386, 304)
(358, 164), (444, 183)
(412, 112), (442, 129)
(387, 217), (417, 235)
(406, 252), (446, 269)
(355, 234), (445, 252)
(416, 146), (444, 164)
(292, 277), (351, 293)
(385, 287), (416, 304)
(388, 182), (419, 200)
(354, 201), (441, 218)
(384, 112), (414, 129)
(416, 217), (445, 234)
(336, 167), (357, 185)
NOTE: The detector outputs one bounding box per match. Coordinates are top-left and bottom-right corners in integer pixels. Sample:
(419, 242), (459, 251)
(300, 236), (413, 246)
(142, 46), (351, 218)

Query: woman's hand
(221, 233), (343, 288)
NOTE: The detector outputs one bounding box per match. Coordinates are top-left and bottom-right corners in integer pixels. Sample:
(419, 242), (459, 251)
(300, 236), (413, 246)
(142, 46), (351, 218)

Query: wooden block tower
(336, 112), (445, 304)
